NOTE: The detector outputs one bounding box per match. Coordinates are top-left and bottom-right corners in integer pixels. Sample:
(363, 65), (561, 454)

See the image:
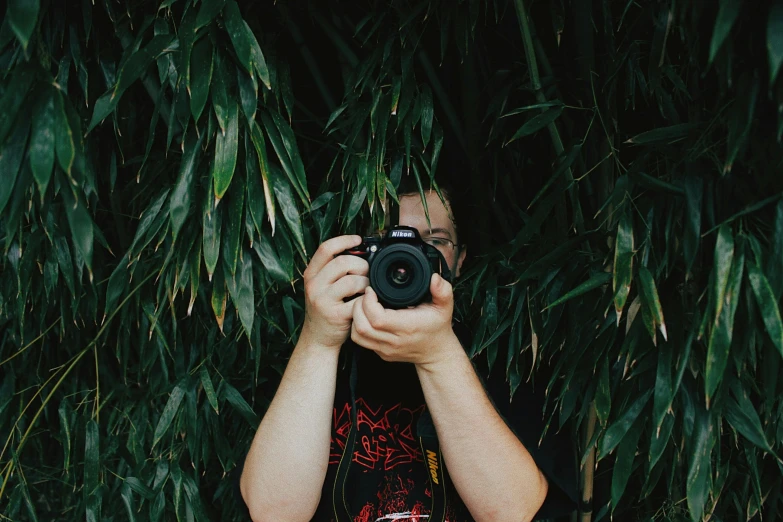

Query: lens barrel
(369, 244), (432, 308)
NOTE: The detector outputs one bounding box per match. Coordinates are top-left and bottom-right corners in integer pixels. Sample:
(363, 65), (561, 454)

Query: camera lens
(388, 262), (412, 286)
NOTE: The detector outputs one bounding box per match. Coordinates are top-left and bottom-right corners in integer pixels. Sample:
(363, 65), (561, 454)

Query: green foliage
(1, 0), (783, 521)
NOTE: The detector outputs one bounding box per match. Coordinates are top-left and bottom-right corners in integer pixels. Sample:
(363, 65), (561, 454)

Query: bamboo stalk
(512, 0), (585, 235)
(417, 50), (468, 153)
(580, 404), (598, 522)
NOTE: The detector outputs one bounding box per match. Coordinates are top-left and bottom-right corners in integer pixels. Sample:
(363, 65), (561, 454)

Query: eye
(425, 237), (451, 248)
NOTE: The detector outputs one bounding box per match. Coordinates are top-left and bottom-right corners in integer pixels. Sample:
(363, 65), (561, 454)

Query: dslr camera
(345, 226), (452, 309)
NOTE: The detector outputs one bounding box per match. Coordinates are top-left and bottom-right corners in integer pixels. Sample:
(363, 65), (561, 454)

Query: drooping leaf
(687, 407), (714, 522)
(0, 117), (30, 215)
(212, 102), (239, 200)
(221, 183), (244, 275)
(613, 212), (635, 324)
(226, 247), (254, 339)
(638, 266), (667, 341)
(611, 417), (644, 509)
(199, 367), (219, 415)
(595, 357), (611, 427)
(768, 0), (783, 85)
(29, 87), (56, 199)
(223, 0), (271, 89)
(599, 390), (652, 458)
(712, 224), (734, 323)
(189, 35), (213, 122)
(195, 0), (226, 29)
(748, 261), (783, 359)
(505, 106), (563, 145)
(221, 381), (260, 427)
(170, 132), (204, 241)
(211, 265), (228, 332)
(709, 0), (741, 63)
(248, 120), (276, 234)
(203, 196), (223, 281)
(545, 272), (611, 310)
(7, 0), (39, 50)
(152, 381), (186, 447)
(62, 188), (94, 281)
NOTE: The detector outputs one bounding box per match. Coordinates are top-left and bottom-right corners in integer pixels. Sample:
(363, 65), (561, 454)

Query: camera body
(345, 226), (452, 309)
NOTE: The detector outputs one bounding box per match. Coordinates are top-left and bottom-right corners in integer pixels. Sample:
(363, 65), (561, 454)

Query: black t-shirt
(237, 326), (578, 521)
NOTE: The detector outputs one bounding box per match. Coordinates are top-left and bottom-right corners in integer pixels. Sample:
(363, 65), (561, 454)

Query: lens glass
(388, 261), (412, 287)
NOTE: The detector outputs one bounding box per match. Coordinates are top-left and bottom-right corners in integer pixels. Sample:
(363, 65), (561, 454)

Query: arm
(415, 337), (548, 522)
(350, 278), (547, 522)
(240, 236), (369, 522)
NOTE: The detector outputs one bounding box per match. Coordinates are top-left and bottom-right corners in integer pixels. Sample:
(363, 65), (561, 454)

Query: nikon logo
(426, 450), (439, 484)
(390, 229), (415, 238)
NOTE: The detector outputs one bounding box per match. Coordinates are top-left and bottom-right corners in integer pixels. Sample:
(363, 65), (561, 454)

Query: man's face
(398, 191), (467, 278)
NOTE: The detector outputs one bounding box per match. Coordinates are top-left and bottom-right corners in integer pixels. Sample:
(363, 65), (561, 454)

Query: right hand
(300, 235), (370, 350)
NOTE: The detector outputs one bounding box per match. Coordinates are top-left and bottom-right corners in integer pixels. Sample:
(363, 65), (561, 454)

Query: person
(238, 178), (577, 521)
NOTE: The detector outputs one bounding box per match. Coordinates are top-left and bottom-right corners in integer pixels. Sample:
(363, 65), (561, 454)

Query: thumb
(430, 273), (453, 307)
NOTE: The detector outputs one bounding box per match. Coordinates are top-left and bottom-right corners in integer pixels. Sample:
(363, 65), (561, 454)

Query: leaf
(611, 417), (644, 509)
(0, 63), (35, 145)
(545, 272), (611, 310)
(199, 367), (219, 414)
(706, 247), (744, 402)
(62, 189), (94, 281)
(213, 102), (239, 200)
(253, 233), (289, 283)
(638, 266), (667, 341)
(223, 0), (271, 89)
(725, 390), (777, 455)
(652, 337), (674, 434)
(748, 262), (783, 359)
(613, 212), (635, 324)
(195, 0), (226, 29)
(709, 0), (741, 63)
(221, 184), (244, 275)
(261, 111), (309, 207)
(227, 247), (254, 338)
(87, 35), (174, 132)
(57, 399), (73, 472)
(0, 116), (30, 215)
(248, 120), (276, 235)
(212, 54), (230, 134)
(687, 407), (713, 522)
(152, 381), (185, 448)
(683, 176), (702, 275)
(237, 67), (258, 123)
(202, 196), (223, 281)
(501, 100), (565, 117)
(53, 88), (75, 175)
(7, 0), (39, 50)
(595, 357), (611, 427)
(769, 0), (783, 85)
(625, 123), (697, 145)
(598, 390), (652, 459)
(420, 85), (434, 149)
(30, 87), (56, 199)
(103, 255), (128, 321)
(170, 132), (204, 242)
(269, 166), (305, 256)
(221, 381), (260, 427)
(649, 412), (674, 471)
(505, 106), (563, 145)
(712, 224), (734, 322)
(211, 266), (228, 332)
(84, 418), (99, 513)
(189, 36), (213, 122)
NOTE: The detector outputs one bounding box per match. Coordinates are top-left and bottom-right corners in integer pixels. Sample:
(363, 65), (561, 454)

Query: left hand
(350, 273), (462, 367)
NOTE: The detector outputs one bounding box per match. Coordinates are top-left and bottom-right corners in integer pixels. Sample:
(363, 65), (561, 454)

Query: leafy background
(1, 0), (783, 520)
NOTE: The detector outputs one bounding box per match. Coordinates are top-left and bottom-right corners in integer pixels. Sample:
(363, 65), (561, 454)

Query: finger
(363, 287), (391, 329)
(316, 255), (370, 285)
(330, 275), (370, 301)
(305, 235), (362, 279)
(429, 274), (454, 309)
(352, 298), (396, 344)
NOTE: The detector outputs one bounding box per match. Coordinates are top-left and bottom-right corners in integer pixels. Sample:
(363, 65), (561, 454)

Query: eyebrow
(422, 227), (454, 239)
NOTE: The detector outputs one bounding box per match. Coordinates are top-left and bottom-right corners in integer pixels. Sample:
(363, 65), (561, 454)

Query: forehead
(398, 192), (456, 238)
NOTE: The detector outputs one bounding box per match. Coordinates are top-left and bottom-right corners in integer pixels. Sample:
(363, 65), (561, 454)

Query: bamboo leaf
(248, 120), (276, 235)
(748, 261), (783, 358)
(545, 272), (611, 310)
(62, 189), (94, 281)
(725, 391), (777, 455)
(53, 88), (75, 175)
(170, 132), (205, 242)
(7, 0), (39, 50)
(221, 381), (260, 427)
(505, 106), (563, 145)
(226, 247), (254, 339)
(84, 418), (100, 520)
(501, 100), (565, 117)
(420, 85), (434, 149)
(625, 123), (697, 145)
(709, 0), (741, 64)
(203, 196), (223, 281)
(706, 247), (744, 402)
(195, 0), (226, 30)
(152, 381), (186, 448)
(253, 233), (288, 283)
(611, 417), (644, 509)
(769, 0), (783, 85)
(237, 67), (258, 123)
(223, 0), (270, 89)
(199, 367), (219, 415)
(595, 358), (611, 427)
(0, 117), (30, 215)
(712, 224), (734, 323)
(683, 176), (702, 274)
(768, 200), (783, 298)
(687, 408), (713, 522)
(613, 212), (635, 324)
(211, 265), (228, 332)
(598, 390), (652, 458)
(189, 36), (213, 122)
(30, 88), (55, 199)
(212, 102), (239, 201)
(221, 184), (244, 276)
(638, 266), (667, 341)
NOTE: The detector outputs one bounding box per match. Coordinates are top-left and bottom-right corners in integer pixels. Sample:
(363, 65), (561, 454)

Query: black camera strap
(332, 345), (446, 522)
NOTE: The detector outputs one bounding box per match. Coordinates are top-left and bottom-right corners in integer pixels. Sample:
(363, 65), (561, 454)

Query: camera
(344, 226), (452, 309)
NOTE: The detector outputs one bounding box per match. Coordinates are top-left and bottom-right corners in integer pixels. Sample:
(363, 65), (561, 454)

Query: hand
(350, 273), (462, 368)
(300, 235), (370, 350)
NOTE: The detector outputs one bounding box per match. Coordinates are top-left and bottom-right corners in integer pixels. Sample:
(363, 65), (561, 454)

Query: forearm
(240, 331), (340, 522)
(416, 336), (548, 522)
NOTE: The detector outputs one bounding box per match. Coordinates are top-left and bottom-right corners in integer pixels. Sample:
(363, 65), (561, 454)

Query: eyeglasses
(422, 236), (459, 251)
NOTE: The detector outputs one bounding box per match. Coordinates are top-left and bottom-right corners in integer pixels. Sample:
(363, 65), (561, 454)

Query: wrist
(415, 330), (464, 374)
(297, 324), (344, 355)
